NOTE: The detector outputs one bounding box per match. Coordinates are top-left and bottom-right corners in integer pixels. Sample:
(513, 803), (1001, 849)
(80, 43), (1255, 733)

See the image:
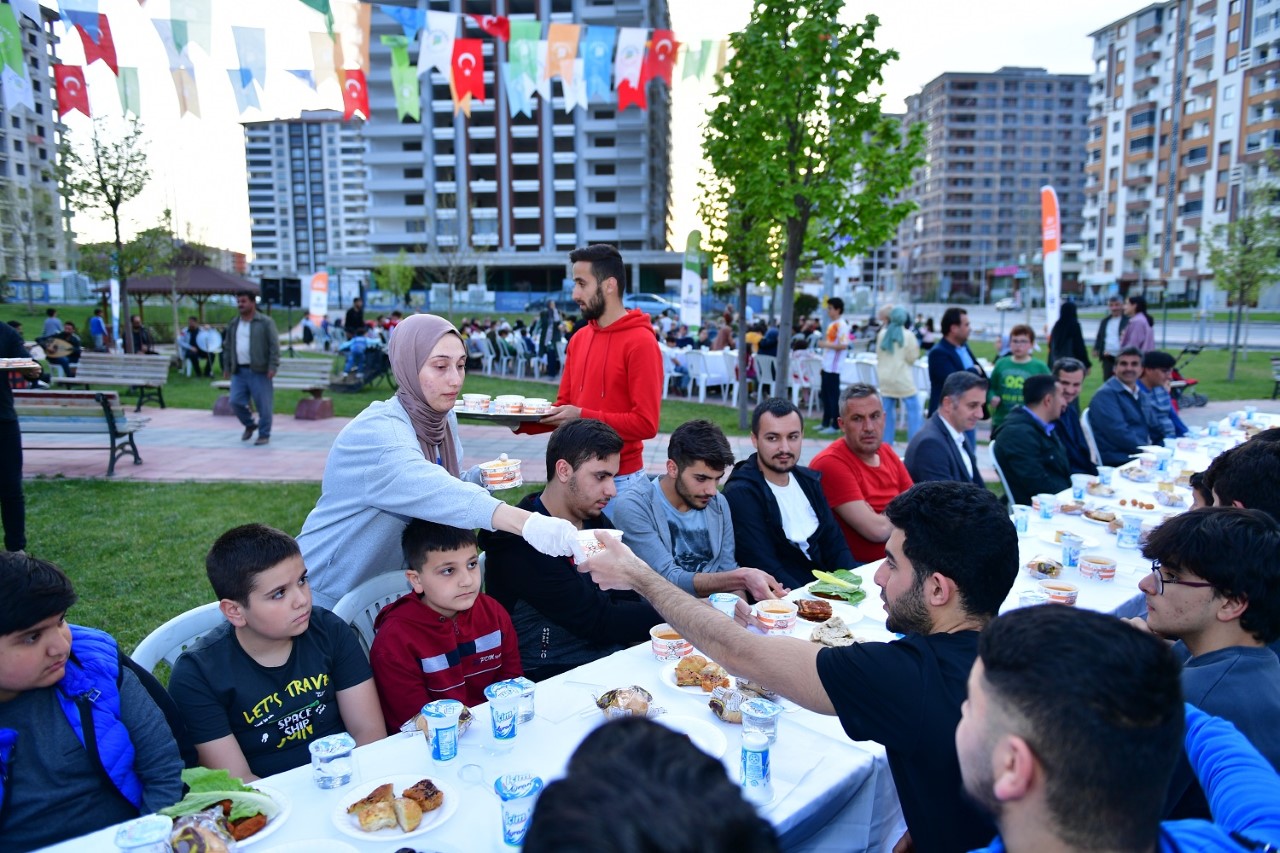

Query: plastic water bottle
(741, 731), (773, 805)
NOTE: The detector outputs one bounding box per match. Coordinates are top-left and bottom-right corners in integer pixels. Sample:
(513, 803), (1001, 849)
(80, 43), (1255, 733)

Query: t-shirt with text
(987, 356), (1049, 429)
(168, 607), (373, 778)
(808, 439), (913, 563)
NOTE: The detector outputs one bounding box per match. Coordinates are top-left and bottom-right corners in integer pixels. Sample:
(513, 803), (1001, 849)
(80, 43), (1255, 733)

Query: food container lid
(422, 699), (464, 721)
(484, 680), (523, 700)
(495, 772), (544, 801)
(740, 697), (782, 719)
(309, 732), (356, 755)
(115, 815), (173, 846)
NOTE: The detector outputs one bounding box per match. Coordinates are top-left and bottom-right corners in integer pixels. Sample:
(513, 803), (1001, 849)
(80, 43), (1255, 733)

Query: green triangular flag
(0, 6), (25, 74)
(297, 0), (335, 37)
(117, 67), (141, 117)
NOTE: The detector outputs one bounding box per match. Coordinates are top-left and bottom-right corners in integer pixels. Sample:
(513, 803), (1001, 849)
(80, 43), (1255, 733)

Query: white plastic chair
(332, 571), (412, 658)
(687, 350), (732, 403)
(658, 345), (682, 399)
(721, 350), (741, 407)
(1080, 407), (1102, 467)
(130, 602), (225, 673)
(854, 358), (879, 388)
(988, 439), (1017, 505)
(753, 354), (778, 402)
(479, 337), (497, 375)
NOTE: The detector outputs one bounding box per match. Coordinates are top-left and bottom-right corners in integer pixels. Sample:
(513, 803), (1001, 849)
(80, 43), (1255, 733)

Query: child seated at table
(167, 524), (386, 781)
(0, 552), (183, 852)
(370, 519), (522, 730)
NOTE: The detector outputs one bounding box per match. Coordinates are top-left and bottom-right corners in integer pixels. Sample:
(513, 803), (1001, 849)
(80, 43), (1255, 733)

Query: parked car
(994, 297), (1020, 311)
(622, 293), (678, 315)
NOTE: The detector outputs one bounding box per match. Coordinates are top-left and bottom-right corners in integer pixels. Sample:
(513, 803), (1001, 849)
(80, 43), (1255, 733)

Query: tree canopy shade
(57, 118), (152, 351)
(1206, 171), (1280, 381)
(699, 1), (924, 400)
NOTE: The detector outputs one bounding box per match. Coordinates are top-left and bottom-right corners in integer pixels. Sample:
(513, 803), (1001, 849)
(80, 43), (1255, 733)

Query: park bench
(15, 389), (146, 476)
(212, 356), (337, 419)
(52, 352), (171, 412)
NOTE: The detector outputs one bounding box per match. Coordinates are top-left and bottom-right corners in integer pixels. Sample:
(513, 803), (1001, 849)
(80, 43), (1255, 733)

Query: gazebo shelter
(98, 267), (261, 323)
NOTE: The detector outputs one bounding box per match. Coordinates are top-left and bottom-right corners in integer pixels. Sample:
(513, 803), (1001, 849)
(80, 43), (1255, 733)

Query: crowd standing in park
(6, 261), (1280, 852)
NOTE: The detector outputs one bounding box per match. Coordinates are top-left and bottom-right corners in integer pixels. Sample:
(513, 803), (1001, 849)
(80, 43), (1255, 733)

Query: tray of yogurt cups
(454, 393), (553, 421)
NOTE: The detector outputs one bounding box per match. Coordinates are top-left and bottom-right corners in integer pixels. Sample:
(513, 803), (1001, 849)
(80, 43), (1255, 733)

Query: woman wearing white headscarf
(875, 307), (923, 445)
(299, 314), (578, 609)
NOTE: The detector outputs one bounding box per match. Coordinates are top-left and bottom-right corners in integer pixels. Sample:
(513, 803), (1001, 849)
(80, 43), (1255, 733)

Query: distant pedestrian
(1047, 301), (1091, 374)
(88, 307), (108, 351)
(1121, 295), (1156, 353)
(344, 296), (365, 340)
(1092, 295), (1129, 380)
(41, 308), (62, 338)
(224, 291), (279, 446)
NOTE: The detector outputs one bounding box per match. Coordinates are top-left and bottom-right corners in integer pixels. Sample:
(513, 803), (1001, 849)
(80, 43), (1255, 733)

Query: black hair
(205, 524), (302, 605)
(1187, 470), (1212, 506)
(1128, 294), (1153, 325)
(45, 308), (56, 317)
(827, 297), (844, 314)
(546, 419), (624, 480)
(402, 519), (478, 571)
(569, 244), (626, 293)
(667, 419), (734, 472)
(882, 482), (1017, 621)
(1116, 346), (1143, 361)
(1141, 350), (1176, 370)
(940, 306), (968, 338)
(1022, 373), (1058, 407)
(1142, 507), (1280, 644)
(1051, 357), (1086, 377)
(978, 607), (1183, 850)
(0, 552), (77, 636)
(1206, 438), (1280, 523)
(750, 397), (803, 435)
(940, 370), (988, 402)
(523, 717), (780, 853)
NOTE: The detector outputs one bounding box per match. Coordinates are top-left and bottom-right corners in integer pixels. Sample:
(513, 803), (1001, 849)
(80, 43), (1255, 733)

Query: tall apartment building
(243, 110), (369, 303)
(898, 67), (1090, 302)
(3, 7), (69, 292)
(343, 0), (677, 305)
(1082, 0), (1280, 306)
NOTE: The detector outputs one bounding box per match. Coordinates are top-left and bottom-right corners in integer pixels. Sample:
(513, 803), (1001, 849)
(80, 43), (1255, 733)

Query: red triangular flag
(54, 65), (90, 117)
(77, 15), (118, 75)
(618, 76), (647, 111)
(451, 38), (485, 102)
(341, 69), (369, 120)
(645, 29), (678, 86)
(468, 13), (509, 42)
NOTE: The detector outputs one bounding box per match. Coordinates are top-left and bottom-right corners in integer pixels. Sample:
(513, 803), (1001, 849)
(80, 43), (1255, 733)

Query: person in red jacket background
(533, 244), (663, 509)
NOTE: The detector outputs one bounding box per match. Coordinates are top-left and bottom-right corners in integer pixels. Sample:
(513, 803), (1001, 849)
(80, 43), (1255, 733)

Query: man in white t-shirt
(723, 398), (857, 589)
(816, 297), (851, 434)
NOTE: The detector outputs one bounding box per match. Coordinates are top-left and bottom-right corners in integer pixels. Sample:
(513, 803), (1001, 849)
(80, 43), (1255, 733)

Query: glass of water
(740, 697), (782, 745)
(308, 732), (356, 789)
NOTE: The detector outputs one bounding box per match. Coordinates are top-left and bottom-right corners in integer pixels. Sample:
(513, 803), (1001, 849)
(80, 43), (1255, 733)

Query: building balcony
(1134, 50), (1161, 66)
(1126, 198), (1151, 211)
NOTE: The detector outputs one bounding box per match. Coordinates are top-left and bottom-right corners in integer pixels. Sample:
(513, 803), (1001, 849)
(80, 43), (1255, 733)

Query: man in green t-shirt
(988, 324), (1049, 429)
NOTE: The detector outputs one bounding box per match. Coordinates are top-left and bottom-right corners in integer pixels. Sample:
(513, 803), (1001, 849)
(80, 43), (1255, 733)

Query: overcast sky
(63, 0), (1125, 257)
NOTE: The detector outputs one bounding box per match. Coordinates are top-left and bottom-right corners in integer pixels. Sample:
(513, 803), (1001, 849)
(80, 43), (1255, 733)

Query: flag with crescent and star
(450, 38), (483, 115)
(582, 25), (615, 100)
(341, 68), (370, 120)
(55, 65), (90, 117)
(617, 75), (646, 111)
(419, 11), (458, 78)
(545, 23), (579, 83)
(469, 13), (509, 42)
(614, 27), (645, 90)
(645, 29), (678, 86)
(76, 14), (118, 75)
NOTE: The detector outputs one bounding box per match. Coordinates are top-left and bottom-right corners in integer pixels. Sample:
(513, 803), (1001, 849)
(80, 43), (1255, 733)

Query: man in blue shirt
(1085, 347), (1162, 466)
(958, 606), (1280, 853)
(1138, 350), (1188, 439)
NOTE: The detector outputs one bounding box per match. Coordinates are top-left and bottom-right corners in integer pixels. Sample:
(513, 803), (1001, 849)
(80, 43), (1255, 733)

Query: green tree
(372, 249), (418, 304)
(1205, 175), (1280, 381)
(700, 2), (924, 396)
(0, 177), (57, 309)
(58, 118), (152, 352)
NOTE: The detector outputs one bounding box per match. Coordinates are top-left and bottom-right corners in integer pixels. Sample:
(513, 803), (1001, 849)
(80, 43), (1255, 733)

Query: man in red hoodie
(538, 244), (663, 505)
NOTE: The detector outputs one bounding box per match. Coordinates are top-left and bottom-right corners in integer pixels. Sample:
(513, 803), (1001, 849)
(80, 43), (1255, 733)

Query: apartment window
(595, 135), (615, 148)
(401, 140), (423, 152)
(595, 216), (616, 229)
(1224, 84), (1235, 100)
(1222, 115), (1233, 129)
(404, 192), (424, 205)
(1226, 57), (1238, 72)
(1117, 48), (1126, 61)
(1229, 27), (1240, 42)
(1230, 0), (1240, 13)
(593, 163), (615, 176)
(594, 190), (616, 203)
(404, 167), (423, 179)
(1219, 141), (1231, 155)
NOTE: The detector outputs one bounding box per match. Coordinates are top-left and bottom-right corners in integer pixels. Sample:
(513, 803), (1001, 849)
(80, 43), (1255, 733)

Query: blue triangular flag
(582, 25), (616, 101)
(378, 4), (425, 42)
(288, 69), (315, 89)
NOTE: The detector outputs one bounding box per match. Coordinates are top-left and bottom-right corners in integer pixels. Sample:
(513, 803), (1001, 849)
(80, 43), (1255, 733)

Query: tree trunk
(114, 209), (133, 354)
(736, 279), (750, 431)
(775, 215), (808, 401)
(1228, 286), (1246, 381)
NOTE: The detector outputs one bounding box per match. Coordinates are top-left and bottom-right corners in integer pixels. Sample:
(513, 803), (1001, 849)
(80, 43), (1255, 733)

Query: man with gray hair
(904, 371), (987, 487)
(810, 384), (914, 563)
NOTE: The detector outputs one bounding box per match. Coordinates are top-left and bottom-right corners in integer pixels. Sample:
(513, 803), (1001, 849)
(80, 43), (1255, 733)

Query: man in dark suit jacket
(927, 307), (987, 415)
(1092, 296), (1129, 380)
(905, 371), (988, 487)
(1051, 357), (1098, 475)
(991, 374), (1071, 506)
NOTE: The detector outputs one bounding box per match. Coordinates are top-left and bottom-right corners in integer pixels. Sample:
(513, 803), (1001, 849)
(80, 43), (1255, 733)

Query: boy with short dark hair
(168, 524), (385, 781)
(987, 323), (1050, 429)
(0, 552), (183, 851)
(370, 519), (522, 730)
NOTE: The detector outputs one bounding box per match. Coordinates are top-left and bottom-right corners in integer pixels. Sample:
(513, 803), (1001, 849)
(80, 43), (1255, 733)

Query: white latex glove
(521, 513), (579, 558)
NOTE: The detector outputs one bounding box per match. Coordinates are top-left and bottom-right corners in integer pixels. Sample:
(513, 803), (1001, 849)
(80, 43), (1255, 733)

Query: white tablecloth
(40, 643), (904, 853)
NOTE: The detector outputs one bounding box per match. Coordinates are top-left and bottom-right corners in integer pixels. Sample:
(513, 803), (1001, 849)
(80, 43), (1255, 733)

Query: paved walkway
(20, 398), (1273, 484)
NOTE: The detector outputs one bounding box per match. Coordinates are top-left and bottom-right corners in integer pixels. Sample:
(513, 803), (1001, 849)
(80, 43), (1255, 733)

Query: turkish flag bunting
(341, 68), (370, 120)
(468, 14), (509, 42)
(77, 14), (118, 75)
(644, 29), (678, 86)
(55, 65), (90, 117)
(452, 39), (485, 101)
(617, 75), (647, 111)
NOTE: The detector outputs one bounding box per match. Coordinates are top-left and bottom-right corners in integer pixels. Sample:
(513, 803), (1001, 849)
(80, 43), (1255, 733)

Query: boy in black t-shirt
(168, 524), (386, 780)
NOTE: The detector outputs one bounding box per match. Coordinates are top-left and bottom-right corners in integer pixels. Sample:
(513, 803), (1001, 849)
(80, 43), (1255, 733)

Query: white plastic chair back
(753, 355), (778, 402)
(130, 602), (225, 673)
(1080, 407), (1102, 467)
(988, 439), (1017, 505)
(332, 571), (412, 658)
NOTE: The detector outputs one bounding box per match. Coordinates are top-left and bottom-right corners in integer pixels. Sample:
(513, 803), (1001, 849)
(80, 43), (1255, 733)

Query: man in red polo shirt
(810, 384), (914, 564)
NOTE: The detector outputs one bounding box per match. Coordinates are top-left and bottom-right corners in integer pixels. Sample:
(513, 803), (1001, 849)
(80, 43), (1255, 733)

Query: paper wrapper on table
(594, 686), (655, 720)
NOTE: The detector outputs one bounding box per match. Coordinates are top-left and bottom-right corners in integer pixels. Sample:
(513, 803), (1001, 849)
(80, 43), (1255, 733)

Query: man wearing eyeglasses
(1131, 506), (1280, 820)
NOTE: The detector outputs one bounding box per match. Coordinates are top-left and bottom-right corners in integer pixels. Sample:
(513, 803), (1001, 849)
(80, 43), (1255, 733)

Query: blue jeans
(882, 394), (923, 444)
(230, 368), (274, 438)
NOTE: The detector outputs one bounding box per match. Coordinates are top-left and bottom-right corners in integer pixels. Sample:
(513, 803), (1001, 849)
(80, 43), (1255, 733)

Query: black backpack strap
(119, 652), (200, 769)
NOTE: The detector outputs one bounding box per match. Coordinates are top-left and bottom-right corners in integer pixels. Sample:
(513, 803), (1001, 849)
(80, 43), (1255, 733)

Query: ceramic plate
(660, 660), (734, 694)
(1036, 532), (1099, 549)
(330, 774), (459, 842)
(654, 714), (728, 758)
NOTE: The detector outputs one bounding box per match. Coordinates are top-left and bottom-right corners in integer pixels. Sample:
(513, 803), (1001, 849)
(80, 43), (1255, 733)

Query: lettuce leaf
(160, 768), (279, 823)
(181, 767), (255, 795)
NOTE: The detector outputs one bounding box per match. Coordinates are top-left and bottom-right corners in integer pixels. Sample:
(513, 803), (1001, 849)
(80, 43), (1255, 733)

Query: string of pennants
(0, 0), (725, 123)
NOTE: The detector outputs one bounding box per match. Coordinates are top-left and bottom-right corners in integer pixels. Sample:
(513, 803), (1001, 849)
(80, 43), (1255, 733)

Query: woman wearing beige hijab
(298, 314), (578, 609)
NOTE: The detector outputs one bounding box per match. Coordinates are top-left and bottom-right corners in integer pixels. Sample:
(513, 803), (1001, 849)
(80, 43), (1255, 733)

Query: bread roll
(356, 801), (398, 832)
(393, 796), (423, 831)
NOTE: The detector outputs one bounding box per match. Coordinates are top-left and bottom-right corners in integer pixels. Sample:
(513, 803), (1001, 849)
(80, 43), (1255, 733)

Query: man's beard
(674, 474), (710, 510)
(884, 573), (932, 635)
(578, 286), (606, 322)
(758, 452), (795, 477)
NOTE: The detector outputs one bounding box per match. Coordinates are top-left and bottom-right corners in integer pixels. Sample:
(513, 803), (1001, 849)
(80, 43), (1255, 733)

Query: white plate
(261, 842), (358, 853)
(660, 660), (734, 694)
(654, 714), (728, 758)
(330, 774), (459, 842)
(1036, 532), (1099, 549)
(1137, 445), (1166, 454)
(235, 785), (290, 848)
(1081, 512), (1118, 525)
